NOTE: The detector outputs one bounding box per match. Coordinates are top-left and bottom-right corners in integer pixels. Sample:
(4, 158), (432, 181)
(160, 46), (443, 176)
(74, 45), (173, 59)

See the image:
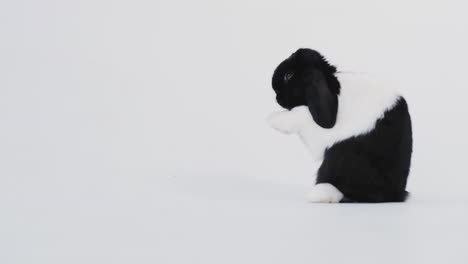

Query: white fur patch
(267, 108), (308, 134)
(307, 183), (344, 203)
(268, 73), (400, 161)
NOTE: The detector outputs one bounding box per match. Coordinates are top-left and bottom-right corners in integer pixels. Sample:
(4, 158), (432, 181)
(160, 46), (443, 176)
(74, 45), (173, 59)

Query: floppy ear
(304, 69), (338, 128)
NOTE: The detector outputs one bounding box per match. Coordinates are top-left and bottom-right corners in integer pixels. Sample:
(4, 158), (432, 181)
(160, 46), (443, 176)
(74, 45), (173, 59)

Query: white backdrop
(1, 1), (468, 263)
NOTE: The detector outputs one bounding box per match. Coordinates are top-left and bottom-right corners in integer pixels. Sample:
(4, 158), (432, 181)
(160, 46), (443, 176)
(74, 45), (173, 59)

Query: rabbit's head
(272, 48), (340, 128)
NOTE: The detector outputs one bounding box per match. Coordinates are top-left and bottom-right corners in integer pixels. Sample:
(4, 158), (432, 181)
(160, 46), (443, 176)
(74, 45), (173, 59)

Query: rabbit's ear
(304, 69), (338, 128)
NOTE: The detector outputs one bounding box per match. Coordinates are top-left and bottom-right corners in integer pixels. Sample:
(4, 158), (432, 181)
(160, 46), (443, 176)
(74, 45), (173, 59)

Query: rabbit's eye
(284, 72), (294, 83)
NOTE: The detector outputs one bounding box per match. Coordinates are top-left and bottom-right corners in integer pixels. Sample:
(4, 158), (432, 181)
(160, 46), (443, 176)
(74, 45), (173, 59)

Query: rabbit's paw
(307, 183), (344, 203)
(267, 111), (299, 134)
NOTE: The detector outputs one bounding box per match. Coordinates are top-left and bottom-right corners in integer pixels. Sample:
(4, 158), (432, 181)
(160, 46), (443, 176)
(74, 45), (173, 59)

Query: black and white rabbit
(268, 48), (412, 203)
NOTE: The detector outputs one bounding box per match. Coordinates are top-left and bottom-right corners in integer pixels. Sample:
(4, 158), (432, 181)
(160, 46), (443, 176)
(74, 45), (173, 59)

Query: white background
(1, 0), (468, 263)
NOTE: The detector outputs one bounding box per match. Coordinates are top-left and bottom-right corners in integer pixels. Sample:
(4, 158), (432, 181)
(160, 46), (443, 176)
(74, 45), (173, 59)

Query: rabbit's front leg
(267, 106), (310, 134)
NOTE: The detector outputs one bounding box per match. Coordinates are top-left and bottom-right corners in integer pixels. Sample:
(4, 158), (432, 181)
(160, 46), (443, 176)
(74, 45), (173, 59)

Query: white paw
(307, 183), (344, 203)
(267, 111), (297, 134)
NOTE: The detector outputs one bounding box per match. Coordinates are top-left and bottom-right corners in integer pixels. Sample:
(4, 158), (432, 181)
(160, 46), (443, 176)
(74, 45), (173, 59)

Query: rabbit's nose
(276, 96), (286, 105)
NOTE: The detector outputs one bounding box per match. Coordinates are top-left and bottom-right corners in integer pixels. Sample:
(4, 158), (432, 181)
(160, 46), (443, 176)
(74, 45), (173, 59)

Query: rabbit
(267, 48), (412, 203)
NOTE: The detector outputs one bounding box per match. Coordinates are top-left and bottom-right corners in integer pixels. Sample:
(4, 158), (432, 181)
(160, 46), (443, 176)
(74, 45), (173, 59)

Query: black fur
(272, 49), (340, 128)
(316, 97), (412, 203)
(271, 48), (413, 203)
